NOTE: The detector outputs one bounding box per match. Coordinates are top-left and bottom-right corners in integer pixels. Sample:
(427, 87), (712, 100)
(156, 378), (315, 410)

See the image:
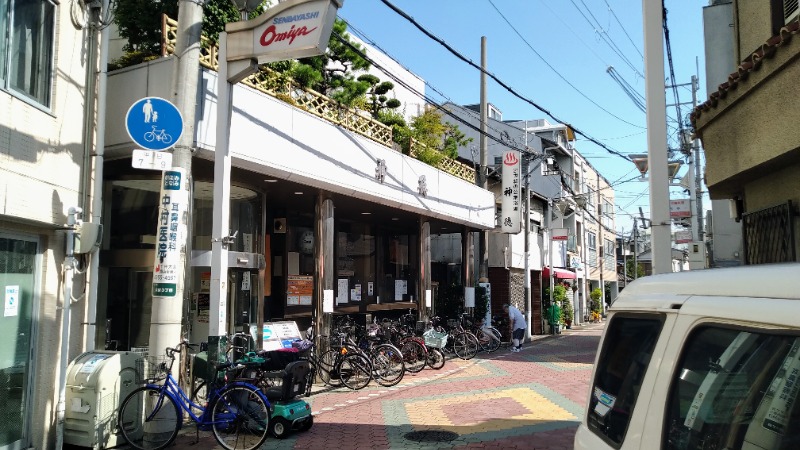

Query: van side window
(665, 327), (800, 450)
(588, 315), (663, 446)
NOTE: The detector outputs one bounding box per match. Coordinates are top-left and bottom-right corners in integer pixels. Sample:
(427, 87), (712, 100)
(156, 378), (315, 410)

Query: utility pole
(642, 0), (672, 274)
(690, 74), (705, 242)
(597, 172), (604, 314)
(149, 0), (203, 365)
(477, 36), (489, 282)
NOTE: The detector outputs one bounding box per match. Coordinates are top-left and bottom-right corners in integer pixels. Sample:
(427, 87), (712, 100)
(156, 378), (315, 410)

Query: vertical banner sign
(152, 168), (189, 297)
(501, 150), (522, 233)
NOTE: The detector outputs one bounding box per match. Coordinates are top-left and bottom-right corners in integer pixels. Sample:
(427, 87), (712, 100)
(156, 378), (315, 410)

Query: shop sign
(226, 0), (343, 65)
(501, 150), (521, 233)
(262, 321), (303, 351)
(152, 168), (189, 297)
(670, 199), (691, 218)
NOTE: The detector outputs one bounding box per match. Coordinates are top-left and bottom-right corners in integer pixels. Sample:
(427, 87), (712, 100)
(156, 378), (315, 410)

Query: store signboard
(670, 199), (691, 217)
(501, 150), (521, 233)
(287, 275), (313, 305)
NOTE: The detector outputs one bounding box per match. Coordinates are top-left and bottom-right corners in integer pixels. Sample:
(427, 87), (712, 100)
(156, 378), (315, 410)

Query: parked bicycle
(465, 314), (503, 353)
(430, 314), (479, 360)
(118, 341), (270, 450)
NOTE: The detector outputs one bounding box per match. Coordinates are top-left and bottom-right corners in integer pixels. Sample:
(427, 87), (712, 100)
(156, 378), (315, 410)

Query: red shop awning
(542, 267), (576, 279)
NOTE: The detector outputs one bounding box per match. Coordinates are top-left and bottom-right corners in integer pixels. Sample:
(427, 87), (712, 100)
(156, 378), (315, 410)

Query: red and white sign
(669, 199), (691, 218)
(226, 0), (342, 64)
(675, 229), (693, 244)
(501, 150), (521, 233)
(552, 227), (569, 241)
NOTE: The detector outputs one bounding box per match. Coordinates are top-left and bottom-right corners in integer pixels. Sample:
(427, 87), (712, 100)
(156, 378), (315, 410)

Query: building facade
(692, 0), (800, 264)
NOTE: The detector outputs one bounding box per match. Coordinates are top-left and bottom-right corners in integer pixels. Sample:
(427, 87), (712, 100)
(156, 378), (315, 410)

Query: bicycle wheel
(452, 332), (478, 360)
(318, 349), (341, 387)
(400, 339), (427, 373)
(143, 131), (155, 142)
(118, 386), (180, 450)
(427, 347), (445, 370)
(161, 133), (172, 144)
(211, 385), (270, 450)
(475, 327), (501, 353)
(339, 353), (372, 390)
(371, 343), (405, 387)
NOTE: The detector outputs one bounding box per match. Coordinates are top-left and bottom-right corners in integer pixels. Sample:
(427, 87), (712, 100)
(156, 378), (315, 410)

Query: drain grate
(404, 430), (459, 442)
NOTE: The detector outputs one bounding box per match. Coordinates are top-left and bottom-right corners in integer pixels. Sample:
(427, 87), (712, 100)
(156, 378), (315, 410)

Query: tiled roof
(691, 19), (800, 127)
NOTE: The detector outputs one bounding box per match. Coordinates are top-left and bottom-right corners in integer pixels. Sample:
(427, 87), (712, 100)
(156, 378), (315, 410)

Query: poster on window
(287, 275), (313, 305)
(337, 278), (349, 304)
(395, 279), (408, 301)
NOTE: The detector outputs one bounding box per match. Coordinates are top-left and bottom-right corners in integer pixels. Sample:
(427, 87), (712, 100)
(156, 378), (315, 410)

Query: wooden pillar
(314, 194), (334, 350)
(418, 218), (430, 321)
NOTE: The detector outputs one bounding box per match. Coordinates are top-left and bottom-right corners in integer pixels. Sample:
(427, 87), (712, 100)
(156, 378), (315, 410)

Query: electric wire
(486, 0), (645, 129)
(602, 0), (644, 59)
(569, 0), (644, 79)
(663, 4), (686, 152)
(379, 0), (632, 163)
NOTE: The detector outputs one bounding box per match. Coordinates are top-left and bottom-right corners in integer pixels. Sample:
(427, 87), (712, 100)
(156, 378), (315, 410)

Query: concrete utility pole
(478, 36), (489, 282)
(642, 0), (672, 274)
(690, 74), (705, 242)
(149, 0), (203, 363)
(597, 172), (604, 314)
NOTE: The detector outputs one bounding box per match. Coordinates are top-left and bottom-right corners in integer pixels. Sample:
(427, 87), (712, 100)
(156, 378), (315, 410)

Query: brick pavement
(134, 322), (605, 450)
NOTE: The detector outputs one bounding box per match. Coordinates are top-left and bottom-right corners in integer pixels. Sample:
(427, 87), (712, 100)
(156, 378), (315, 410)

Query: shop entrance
(0, 234), (38, 450)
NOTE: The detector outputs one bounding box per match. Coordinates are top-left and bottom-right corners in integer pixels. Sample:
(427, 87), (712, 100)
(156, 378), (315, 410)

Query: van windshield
(587, 315), (664, 445)
(665, 327), (800, 450)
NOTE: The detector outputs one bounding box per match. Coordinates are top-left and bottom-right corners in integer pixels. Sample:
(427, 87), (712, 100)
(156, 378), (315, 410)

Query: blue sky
(337, 0), (709, 236)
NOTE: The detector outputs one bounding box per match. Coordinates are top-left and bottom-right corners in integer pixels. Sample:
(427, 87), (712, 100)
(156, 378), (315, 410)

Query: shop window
(587, 314), (664, 445)
(664, 327), (800, 450)
(335, 222), (376, 306)
(381, 233), (417, 303)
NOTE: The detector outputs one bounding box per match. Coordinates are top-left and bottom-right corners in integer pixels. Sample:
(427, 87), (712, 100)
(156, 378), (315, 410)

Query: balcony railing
(161, 15), (475, 183)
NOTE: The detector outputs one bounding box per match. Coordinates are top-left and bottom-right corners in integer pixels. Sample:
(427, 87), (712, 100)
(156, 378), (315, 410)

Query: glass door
(0, 234), (38, 450)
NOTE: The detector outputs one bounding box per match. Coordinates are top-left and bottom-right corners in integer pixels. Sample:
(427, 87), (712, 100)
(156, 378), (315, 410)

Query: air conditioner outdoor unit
(785, 0), (799, 24)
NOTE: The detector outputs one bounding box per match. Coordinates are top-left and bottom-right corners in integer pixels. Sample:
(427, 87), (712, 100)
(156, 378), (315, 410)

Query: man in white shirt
(503, 303), (527, 352)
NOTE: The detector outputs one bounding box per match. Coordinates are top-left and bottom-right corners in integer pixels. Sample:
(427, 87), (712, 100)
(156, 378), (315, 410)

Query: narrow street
(167, 322), (604, 450)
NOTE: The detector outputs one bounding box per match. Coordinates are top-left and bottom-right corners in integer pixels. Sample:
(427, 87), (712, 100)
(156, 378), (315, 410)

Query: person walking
(503, 303), (526, 352)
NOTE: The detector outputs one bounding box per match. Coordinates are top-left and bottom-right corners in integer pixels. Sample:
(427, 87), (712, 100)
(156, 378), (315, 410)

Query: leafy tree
(113, 0), (269, 59)
(625, 259), (645, 278)
(357, 74), (401, 118)
(292, 19), (371, 104)
(402, 107), (472, 165)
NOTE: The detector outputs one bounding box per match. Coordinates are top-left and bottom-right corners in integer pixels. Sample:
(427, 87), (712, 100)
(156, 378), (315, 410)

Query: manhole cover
(404, 430), (459, 442)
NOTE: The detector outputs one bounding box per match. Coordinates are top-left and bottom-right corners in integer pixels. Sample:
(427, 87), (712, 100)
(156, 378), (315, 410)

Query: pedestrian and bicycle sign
(126, 97), (183, 151)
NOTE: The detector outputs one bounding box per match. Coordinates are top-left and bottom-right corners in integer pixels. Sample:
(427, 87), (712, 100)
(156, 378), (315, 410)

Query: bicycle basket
(423, 329), (448, 348)
(136, 355), (170, 383)
(446, 319), (459, 328)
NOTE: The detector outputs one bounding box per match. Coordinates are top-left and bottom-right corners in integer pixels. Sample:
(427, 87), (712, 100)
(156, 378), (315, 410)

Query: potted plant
(590, 288), (603, 322)
(561, 298), (574, 329)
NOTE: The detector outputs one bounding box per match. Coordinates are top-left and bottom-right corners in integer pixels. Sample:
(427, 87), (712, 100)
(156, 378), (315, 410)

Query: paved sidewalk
(152, 322), (605, 450)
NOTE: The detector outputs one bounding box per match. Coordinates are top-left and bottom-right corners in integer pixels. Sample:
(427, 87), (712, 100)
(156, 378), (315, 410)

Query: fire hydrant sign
(152, 168), (189, 297)
(226, 0), (343, 64)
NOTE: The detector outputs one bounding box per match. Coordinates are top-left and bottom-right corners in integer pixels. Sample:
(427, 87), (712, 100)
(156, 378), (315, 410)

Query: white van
(574, 263), (800, 450)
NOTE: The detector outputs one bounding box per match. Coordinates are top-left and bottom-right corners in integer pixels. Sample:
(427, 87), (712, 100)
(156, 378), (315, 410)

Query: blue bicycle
(117, 341), (270, 450)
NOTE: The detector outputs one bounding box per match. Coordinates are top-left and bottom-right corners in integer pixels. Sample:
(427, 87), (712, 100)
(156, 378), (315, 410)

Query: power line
(602, 0), (644, 59)
(379, 0), (632, 163)
(570, 0), (644, 79)
(663, 4), (687, 154)
(486, 0), (645, 129)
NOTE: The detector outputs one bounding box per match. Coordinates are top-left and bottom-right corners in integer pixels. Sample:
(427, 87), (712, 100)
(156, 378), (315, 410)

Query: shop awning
(542, 267), (576, 279)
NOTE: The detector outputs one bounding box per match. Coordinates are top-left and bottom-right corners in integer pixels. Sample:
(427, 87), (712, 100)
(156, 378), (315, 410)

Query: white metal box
(63, 351), (140, 449)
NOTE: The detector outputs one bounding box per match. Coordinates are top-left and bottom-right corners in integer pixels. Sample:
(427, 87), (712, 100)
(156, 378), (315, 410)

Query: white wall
(104, 61), (495, 229)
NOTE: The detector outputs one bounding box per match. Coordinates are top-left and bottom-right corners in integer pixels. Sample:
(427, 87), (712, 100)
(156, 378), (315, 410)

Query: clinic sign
(501, 150), (522, 233)
(152, 168), (189, 297)
(225, 0), (343, 64)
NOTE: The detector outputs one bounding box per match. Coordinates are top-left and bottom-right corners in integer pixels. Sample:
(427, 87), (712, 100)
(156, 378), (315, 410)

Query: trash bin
(63, 351), (140, 449)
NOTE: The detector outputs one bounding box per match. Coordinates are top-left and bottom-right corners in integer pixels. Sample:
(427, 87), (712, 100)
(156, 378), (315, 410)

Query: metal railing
(161, 15), (475, 183)
(742, 200), (796, 264)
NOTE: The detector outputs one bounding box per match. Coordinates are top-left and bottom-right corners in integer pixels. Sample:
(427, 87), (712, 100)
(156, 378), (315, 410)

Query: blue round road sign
(126, 97), (184, 151)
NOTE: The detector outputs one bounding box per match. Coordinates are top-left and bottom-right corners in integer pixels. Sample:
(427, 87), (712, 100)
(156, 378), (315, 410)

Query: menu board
(262, 321), (303, 351)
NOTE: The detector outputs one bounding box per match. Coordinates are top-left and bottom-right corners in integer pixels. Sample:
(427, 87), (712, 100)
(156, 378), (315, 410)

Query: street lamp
(231, 0), (262, 19)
